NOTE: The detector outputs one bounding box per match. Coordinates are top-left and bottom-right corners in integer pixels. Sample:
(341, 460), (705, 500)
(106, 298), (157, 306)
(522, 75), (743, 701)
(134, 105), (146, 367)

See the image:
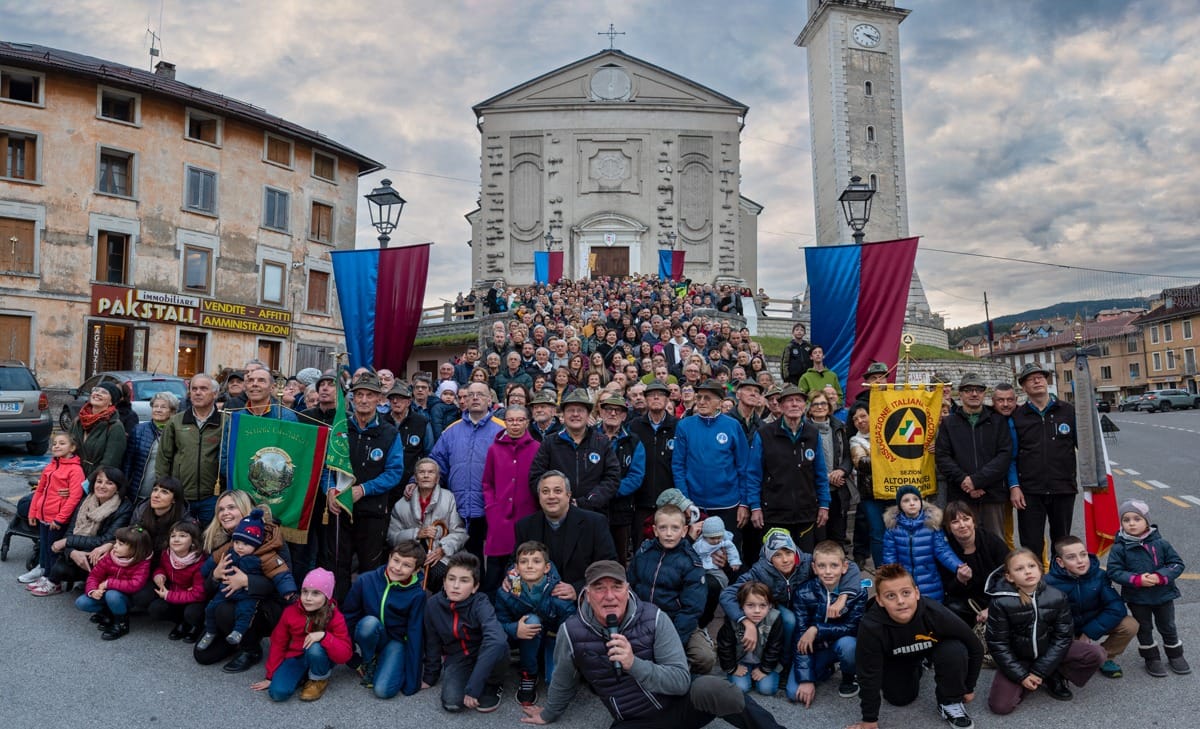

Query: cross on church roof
(598, 23), (625, 49)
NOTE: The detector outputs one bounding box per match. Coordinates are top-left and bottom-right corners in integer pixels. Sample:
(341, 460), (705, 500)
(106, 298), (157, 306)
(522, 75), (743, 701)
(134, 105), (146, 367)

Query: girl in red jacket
(252, 568), (352, 702)
(74, 525), (153, 640)
(149, 521), (207, 642)
(22, 433), (85, 590)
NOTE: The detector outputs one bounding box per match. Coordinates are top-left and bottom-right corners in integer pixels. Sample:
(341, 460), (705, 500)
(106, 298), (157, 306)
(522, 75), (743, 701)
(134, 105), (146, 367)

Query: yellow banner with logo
(868, 384), (944, 500)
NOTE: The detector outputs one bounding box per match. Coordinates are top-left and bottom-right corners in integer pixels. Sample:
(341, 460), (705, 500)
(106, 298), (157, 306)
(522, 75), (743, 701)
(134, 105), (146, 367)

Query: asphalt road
(0, 414), (1197, 728)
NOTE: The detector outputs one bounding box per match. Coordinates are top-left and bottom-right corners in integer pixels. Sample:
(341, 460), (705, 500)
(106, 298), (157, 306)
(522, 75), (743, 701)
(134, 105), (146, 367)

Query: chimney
(154, 61), (176, 80)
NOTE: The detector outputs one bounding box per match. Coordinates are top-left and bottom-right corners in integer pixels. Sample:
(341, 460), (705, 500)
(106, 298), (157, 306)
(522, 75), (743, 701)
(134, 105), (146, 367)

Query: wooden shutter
(310, 202), (332, 242)
(0, 217), (35, 273)
(307, 270), (329, 313)
(0, 314), (31, 362)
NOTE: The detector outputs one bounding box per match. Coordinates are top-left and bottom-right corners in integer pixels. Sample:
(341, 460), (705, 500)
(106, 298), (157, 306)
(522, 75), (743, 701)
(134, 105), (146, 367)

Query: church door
(591, 246), (629, 279)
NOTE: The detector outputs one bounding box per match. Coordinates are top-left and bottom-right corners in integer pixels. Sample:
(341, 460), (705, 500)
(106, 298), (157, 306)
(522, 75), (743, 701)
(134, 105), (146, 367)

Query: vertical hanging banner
(657, 249), (686, 281)
(548, 250), (564, 284)
(330, 243), (432, 373)
(1068, 345), (1120, 555)
(868, 384), (943, 499)
(534, 251), (550, 284)
(804, 237), (920, 404)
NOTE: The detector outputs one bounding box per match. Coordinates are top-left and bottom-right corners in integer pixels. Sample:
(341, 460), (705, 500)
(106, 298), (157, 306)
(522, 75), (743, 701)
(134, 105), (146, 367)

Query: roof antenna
(146, 0), (165, 70)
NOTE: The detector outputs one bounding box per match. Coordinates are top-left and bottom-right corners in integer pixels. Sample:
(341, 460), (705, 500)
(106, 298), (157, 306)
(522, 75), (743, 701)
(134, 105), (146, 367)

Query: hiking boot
(837, 676), (860, 698)
(1045, 675), (1073, 701)
(938, 701), (973, 729)
(1165, 644), (1192, 675)
(517, 672), (538, 705)
(299, 678), (329, 701)
(1099, 659), (1123, 678)
(17, 566), (44, 584)
(1140, 644), (1168, 677)
(476, 684), (503, 713)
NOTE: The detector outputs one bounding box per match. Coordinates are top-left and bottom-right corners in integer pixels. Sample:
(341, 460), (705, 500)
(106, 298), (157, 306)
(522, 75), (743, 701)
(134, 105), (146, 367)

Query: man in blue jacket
(429, 381), (506, 562)
(672, 380), (754, 551)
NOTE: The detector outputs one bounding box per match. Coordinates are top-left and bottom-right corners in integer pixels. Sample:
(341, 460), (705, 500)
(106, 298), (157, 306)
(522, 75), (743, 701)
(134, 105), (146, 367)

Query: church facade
(466, 50), (760, 288)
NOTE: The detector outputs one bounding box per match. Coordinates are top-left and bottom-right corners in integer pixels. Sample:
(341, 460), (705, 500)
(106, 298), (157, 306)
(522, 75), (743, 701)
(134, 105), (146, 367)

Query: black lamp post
(544, 231), (554, 251)
(665, 231), (677, 249)
(365, 178), (406, 248)
(838, 175), (875, 245)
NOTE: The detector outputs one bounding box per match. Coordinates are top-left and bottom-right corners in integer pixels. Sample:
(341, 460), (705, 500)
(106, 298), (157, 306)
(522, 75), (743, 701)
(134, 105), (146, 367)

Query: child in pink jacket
(75, 526), (153, 641)
(149, 521), (208, 641)
(24, 433), (85, 589)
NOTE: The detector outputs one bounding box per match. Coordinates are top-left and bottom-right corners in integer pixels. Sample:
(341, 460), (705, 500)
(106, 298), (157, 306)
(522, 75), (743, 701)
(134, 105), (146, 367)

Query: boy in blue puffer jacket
(627, 503), (714, 674)
(883, 485), (967, 602)
(789, 540), (868, 706)
(721, 528), (862, 673)
(1045, 535), (1138, 678)
(493, 541), (575, 705)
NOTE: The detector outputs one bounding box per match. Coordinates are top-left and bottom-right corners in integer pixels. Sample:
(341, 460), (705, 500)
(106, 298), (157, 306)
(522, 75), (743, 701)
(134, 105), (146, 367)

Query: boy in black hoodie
(850, 564), (984, 729)
(421, 553), (507, 713)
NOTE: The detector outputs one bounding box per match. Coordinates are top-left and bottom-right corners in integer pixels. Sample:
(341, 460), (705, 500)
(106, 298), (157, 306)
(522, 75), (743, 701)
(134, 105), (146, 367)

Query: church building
(466, 49), (760, 288)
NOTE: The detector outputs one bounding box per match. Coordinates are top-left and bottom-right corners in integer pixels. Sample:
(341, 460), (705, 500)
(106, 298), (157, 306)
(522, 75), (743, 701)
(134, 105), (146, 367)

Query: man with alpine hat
(672, 380), (754, 552)
(1010, 361), (1077, 562)
(528, 389), (563, 442)
(597, 394), (646, 564)
(519, 560), (786, 729)
(731, 379), (765, 437)
(854, 361), (891, 410)
(934, 372), (1012, 537)
(382, 379), (433, 507)
(628, 380), (678, 533)
(528, 389), (620, 513)
(325, 371), (405, 600)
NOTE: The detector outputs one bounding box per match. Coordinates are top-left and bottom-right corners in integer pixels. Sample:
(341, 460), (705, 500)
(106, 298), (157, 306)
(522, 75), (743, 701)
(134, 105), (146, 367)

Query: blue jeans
(858, 499), (887, 568)
(786, 636), (857, 699)
(513, 614), (556, 678)
(356, 616), (414, 699)
(268, 644), (333, 702)
(75, 590), (131, 616)
(188, 496), (217, 528)
(728, 665), (781, 696)
(38, 523), (62, 572)
(777, 608), (797, 671)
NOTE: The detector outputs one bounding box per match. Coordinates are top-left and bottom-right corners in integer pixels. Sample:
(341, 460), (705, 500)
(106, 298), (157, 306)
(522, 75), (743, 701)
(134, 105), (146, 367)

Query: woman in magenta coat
(481, 405), (540, 593)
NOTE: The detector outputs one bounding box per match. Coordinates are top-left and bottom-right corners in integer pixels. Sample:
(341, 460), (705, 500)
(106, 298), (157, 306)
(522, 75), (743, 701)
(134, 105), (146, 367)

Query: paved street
(0, 414), (1197, 727)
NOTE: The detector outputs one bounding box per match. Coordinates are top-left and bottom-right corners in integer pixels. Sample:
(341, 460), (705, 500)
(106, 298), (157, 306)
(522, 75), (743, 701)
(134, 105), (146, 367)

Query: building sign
(90, 285), (291, 337)
(199, 300), (291, 337)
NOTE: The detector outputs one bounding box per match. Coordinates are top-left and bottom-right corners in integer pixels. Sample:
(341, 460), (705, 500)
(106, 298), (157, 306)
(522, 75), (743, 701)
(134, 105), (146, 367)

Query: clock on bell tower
(797, 0), (938, 327)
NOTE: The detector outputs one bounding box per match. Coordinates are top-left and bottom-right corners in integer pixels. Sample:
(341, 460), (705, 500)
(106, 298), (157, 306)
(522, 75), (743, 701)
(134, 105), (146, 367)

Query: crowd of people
(12, 274), (1190, 728)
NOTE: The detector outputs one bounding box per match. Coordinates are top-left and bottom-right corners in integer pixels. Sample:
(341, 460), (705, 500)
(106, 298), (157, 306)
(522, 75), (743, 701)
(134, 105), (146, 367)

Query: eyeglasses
(810, 402), (829, 408)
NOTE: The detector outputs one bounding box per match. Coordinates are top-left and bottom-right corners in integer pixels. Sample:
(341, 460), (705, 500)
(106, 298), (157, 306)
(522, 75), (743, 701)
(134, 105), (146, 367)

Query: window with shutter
(310, 202), (333, 243)
(1, 130), (38, 181)
(307, 270), (329, 314)
(0, 216), (35, 273)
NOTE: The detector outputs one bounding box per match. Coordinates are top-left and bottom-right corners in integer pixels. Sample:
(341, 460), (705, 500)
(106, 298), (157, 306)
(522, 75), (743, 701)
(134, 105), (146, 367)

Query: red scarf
(78, 403), (116, 431)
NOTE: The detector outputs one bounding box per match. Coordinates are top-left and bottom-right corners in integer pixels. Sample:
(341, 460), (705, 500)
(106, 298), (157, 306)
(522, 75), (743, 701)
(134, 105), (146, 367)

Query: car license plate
(0, 402), (19, 413)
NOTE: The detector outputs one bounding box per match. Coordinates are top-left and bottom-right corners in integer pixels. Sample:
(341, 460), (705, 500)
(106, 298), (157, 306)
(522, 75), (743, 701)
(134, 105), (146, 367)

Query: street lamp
(838, 175), (875, 245)
(544, 231), (554, 251)
(665, 231), (677, 249)
(365, 178), (406, 248)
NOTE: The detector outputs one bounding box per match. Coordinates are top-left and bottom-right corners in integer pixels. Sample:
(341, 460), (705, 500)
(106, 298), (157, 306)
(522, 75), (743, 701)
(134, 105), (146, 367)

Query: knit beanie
(232, 509), (267, 548)
(701, 516), (726, 538)
(655, 488), (699, 524)
(896, 485), (923, 507)
(1119, 499), (1149, 520)
(97, 381), (123, 405)
(761, 527), (798, 562)
(302, 567), (335, 601)
(436, 381), (459, 397)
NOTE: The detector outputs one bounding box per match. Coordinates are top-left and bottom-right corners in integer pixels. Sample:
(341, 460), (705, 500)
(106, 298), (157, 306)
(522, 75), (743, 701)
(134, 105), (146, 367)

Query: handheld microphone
(604, 613), (623, 676)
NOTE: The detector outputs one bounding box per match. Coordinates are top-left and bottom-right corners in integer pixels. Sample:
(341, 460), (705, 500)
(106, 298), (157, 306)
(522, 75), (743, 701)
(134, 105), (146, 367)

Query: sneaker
(1099, 659), (1123, 678)
(26, 576), (50, 591)
(17, 566), (45, 584)
(938, 701), (974, 729)
(475, 684), (503, 713)
(517, 672), (538, 705)
(1046, 675), (1073, 701)
(30, 580), (62, 596)
(356, 658), (376, 688)
(837, 677), (860, 698)
(226, 630), (244, 645)
(195, 633), (217, 651)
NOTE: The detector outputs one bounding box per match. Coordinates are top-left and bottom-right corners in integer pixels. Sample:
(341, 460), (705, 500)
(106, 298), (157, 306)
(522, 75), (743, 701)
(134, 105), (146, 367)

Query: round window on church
(590, 67), (631, 101)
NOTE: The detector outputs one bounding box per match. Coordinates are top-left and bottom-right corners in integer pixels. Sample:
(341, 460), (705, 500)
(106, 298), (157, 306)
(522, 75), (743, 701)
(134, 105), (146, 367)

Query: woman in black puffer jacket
(984, 548), (1104, 715)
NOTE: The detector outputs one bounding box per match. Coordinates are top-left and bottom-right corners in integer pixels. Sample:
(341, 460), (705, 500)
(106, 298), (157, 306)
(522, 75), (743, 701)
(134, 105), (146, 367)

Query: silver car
(60, 371), (188, 429)
(0, 361), (53, 455)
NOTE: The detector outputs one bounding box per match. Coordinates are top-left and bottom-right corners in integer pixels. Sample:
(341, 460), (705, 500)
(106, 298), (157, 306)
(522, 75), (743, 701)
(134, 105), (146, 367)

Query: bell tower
(797, 0), (944, 341)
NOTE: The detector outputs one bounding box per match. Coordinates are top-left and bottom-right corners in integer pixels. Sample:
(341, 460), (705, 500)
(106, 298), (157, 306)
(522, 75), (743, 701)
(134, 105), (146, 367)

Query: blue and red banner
(658, 250), (685, 281)
(803, 237), (919, 403)
(533, 251), (564, 285)
(330, 243), (432, 373)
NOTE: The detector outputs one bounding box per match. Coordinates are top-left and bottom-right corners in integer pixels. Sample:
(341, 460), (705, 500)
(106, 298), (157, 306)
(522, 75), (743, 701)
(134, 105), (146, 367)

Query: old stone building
(465, 49), (760, 288)
(0, 42), (381, 388)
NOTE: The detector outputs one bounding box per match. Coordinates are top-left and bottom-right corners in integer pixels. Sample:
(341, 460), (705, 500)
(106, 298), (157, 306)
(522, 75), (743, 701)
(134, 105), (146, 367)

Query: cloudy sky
(10, 0), (1199, 326)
